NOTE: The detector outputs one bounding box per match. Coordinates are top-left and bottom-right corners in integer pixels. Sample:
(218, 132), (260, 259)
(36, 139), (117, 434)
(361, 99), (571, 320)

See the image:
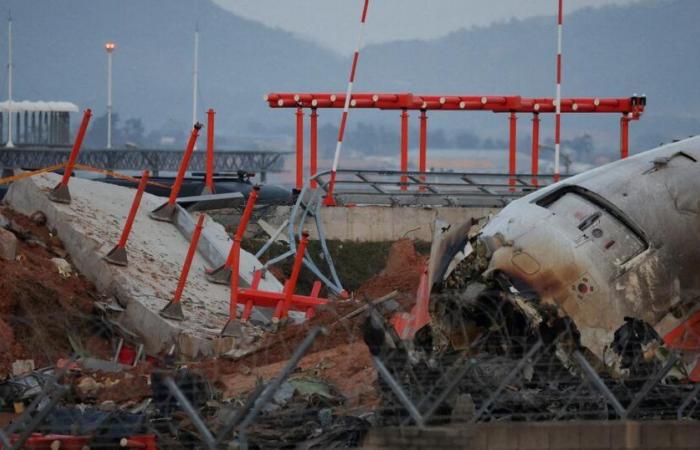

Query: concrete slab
(4, 173), (282, 358)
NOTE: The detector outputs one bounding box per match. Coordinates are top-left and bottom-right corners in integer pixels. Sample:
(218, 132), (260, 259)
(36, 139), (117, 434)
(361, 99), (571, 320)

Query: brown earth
(0, 207), (111, 376)
(196, 239), (428, 411)
(354, 238), (427, 300)
(218, 341), (378, 413)
(0, 208), (424, 415)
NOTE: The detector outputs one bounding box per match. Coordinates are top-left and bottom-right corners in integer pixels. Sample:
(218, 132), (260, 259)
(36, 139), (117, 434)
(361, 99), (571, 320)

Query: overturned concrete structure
(4, 172), (283, 357)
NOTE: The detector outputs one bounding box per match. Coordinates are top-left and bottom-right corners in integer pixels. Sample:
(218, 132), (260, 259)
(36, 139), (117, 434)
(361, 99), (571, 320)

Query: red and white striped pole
(323, 0), (371, 206)
(553, 0), (564, 182)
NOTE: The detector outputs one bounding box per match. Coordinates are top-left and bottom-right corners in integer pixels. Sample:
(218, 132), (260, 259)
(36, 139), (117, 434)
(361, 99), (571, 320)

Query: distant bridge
(0, 147), (290, 180)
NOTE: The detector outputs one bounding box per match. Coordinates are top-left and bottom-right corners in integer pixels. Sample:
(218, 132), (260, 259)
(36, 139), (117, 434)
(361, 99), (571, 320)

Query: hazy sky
(213, 0), (639, 53)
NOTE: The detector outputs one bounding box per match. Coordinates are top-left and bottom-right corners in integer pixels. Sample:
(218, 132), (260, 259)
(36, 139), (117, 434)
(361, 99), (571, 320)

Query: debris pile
(0, 206), (420, 448)
(3, 139), (700, 447)
(366, 198), (700, 425)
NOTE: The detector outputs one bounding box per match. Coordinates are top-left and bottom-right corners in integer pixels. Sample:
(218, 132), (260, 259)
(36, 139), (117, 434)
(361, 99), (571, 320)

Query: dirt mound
(0, 207), (109, 376)
(209, 239), (427, 374)
(354, 238), (427, 300)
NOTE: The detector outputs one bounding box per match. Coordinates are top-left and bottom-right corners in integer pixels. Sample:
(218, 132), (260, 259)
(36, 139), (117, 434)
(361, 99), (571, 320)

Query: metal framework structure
(265, 92), (646, 190)
(256, 168), (565, 296)
(311, 169), (565, 207)
(0, 147), (289, 176)
(259, 91), (646, 295)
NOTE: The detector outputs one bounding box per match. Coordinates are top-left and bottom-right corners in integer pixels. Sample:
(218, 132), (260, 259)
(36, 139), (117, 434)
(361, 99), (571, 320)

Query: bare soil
(0, 207), (111, 376)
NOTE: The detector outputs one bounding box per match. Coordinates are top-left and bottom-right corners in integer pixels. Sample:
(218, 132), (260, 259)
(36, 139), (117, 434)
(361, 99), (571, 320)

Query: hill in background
(2, 0), (698, 154)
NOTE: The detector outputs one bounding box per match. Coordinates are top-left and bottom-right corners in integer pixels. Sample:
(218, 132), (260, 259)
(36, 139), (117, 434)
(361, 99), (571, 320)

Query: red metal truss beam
(265, 92), (646, 116)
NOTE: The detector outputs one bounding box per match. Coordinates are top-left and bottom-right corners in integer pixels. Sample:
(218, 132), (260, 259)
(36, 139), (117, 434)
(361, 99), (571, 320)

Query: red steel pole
(173, 214), (206, 304)
(49, 108), (93, 203)
(620, 114), (630, 159)
(228, 236), (242, 321)
(61, 108), (92, 185)
(419, 109), (427, 190)
(168, 123), (202, 205)
(205, 109), (215, 193)
(282, 232), (309, 319)
(400, 109), (409, 191)
(223, 186), (260, 267)
(509, 111), (517, 191)
(118, 170), (150, 248)
(296, 107), (304, 190)
(531, 113), (540, 187)
(310, 108), (318, 189)
(105, 170), (150, 266)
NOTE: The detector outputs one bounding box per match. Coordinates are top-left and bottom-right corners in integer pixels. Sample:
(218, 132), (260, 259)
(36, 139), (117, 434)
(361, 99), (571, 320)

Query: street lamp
(105, 41), (116, 149)
(6, 14), (14, 148)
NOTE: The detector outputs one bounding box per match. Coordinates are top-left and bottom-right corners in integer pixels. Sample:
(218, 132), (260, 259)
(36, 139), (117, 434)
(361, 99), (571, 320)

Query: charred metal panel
(436, 136), (700, 366)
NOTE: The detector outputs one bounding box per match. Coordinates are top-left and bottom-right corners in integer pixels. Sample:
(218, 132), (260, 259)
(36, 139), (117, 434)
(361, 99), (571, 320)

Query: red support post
(310, 108), (318, 189)
(419, 109), (427, 191)
(227, 236), (242, 323)
(206, 186), (260, 284)
(228, 187), (259, 262)
(509, 111), (517, 191)
(104, 170), (150, 266)
(241, 270), (264, 322)
(296, 107), (304, 190)
(280, 232), (310, 320)
(620, 114), (630, 159)
(160, 214), (206, 321)
(400, 109), (409, 191)
(306, 281), (322, 319)
(204, 109), (215, 194)
(390, 265), (432, 339)
(169, 123), (202, 205)
(49, 108), (92, 203)
(150, 122), (203, 221)
(531, 113), (540, 187)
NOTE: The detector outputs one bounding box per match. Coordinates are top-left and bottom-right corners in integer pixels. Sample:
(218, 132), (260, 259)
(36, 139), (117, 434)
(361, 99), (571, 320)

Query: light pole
(105, 41), (116, 149)
(6, 13), (14, 148)
(192, 26), (199, 149)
